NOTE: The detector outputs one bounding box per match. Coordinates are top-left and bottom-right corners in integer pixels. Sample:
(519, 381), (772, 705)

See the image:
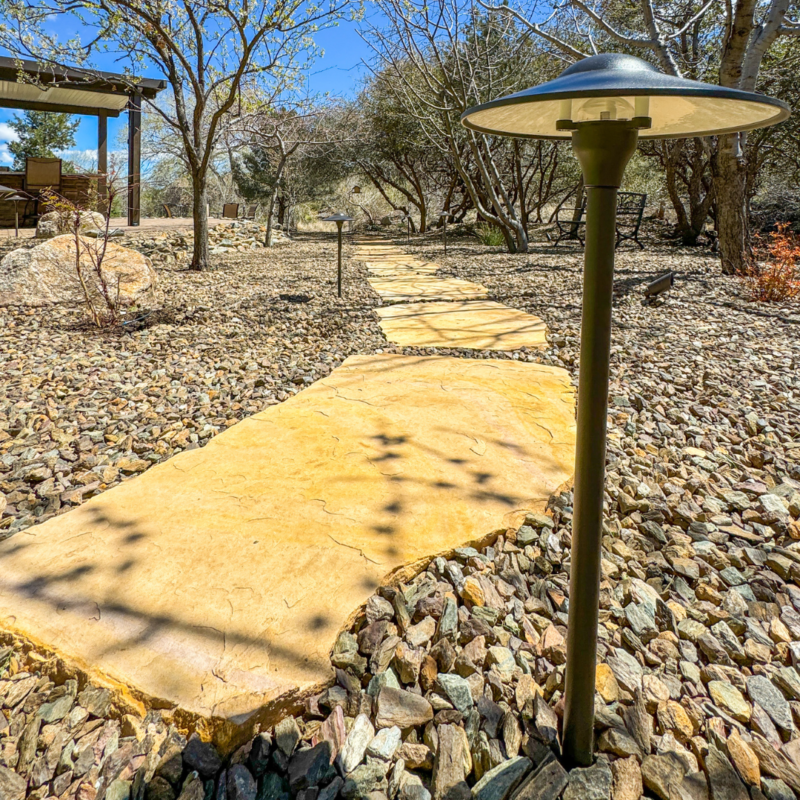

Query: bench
(550, 191), (646, 249)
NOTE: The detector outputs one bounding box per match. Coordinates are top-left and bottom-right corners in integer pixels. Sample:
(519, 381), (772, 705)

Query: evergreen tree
(7, 110), (79, 170)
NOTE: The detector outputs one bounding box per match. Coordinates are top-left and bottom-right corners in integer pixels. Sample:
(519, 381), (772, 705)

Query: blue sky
(0, 12), (371, 166)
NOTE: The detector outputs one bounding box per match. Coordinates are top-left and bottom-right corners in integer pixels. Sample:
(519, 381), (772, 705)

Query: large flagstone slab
(368, 274), (488, 302)
(365, 261), (440, 276)
(376, 300), (548, 350)
(0, 354), (574, 745)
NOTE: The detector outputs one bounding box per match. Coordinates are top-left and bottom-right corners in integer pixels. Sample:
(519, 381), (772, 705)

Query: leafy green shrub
(475, 223), (505, 246)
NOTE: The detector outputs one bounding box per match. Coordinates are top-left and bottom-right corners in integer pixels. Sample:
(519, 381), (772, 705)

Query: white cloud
(0, 123), (18, 164)
(0, 123), (19, 143)
(57, 148), (98, 161)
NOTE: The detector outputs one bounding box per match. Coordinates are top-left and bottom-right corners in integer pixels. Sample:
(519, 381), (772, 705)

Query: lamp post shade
(322, 213), (354, 223)
(461, 53), (789, 140)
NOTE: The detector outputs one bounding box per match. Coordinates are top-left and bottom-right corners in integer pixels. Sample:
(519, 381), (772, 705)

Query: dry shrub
(746, 222), (800, 303)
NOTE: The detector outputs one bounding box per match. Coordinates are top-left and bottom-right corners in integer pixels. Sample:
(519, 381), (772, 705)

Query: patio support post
(97, 112), (108, 209)
(128, 92), (142, 226)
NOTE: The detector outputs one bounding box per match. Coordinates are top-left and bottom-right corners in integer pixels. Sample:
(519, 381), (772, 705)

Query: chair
(242, 203), (259, 220)
(549, 196), (585, 246)
(615, 192), (647, 249)
(550, 191), (647, 249)
(222, 203), (240, 220)
(25, 157), (62, 195)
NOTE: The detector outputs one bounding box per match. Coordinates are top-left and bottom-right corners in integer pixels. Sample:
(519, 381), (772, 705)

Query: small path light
(322, 213), (354, 298)
(439, 211), (449, 256)
(644, 270), (676, 303)
(5, 194), (28, 237)
(461, 52), (788, 768)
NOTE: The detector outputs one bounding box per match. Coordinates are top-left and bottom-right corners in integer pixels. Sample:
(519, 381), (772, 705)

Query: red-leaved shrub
(746, 223), (800, 303)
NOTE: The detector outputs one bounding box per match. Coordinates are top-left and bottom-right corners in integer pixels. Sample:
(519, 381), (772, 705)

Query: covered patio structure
(0, 57), (166, 226)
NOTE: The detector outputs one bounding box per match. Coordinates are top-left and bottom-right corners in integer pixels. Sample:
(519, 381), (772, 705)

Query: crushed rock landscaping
(1, 227), (800, 800)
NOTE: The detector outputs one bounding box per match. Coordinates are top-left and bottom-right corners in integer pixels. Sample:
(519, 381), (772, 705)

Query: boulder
(0, 234), (156, 307)
(36, 210), (106, 239)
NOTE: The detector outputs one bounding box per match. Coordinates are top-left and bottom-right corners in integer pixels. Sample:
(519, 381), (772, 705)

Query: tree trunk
(264, 185), (278, 247)
(713, 134), (750, 275)
(191, 180), (209, 271)
(569, 177), (584, 239)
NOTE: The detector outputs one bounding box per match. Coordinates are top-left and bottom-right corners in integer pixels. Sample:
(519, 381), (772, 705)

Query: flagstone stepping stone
(0, 354), (574, 745)
(368, 274), (488, 302)
(376, 300), (548, 351)
(365, 262), (440, 276)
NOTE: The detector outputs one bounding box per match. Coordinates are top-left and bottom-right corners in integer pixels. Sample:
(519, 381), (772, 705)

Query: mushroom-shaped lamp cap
(461, 53), (789, 140)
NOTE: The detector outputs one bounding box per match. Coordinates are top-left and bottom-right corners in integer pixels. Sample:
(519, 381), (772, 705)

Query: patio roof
(0, 57), (167, 226)
(0, 57), (166, 117)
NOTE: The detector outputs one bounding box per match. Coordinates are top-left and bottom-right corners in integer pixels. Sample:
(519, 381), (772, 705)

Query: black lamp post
(461, 53), (788, 768)
(322, 213), (354, 298)
(5, 194), (27, 237)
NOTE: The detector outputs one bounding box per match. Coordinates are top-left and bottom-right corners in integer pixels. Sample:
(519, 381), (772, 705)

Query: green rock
(471, 756), (532, 800)
(106, 780), (133, 800)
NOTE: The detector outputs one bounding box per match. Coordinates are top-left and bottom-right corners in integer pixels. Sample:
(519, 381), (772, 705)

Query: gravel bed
(1, 225), (800, 800)
(0, 232), (386, 536)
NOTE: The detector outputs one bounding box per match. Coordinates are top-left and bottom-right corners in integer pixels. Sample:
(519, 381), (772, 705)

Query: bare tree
(480, 0), (798, 272)
(0, 0), (355, 270)
(231, 97), (350, 245)
(361, 0), (550, 253)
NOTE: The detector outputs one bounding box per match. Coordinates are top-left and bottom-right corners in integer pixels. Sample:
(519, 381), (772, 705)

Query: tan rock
(642, 674), (671, 712)
(541, 625), (566, 665)
(36, 209), (105, 239)
(0, 234), (156, 307)
(376, 687), (433, 729)
(0, 354), (575, 743)
(667, 601), (687, 623)
(727, 729), (760, 786)
(708, 681), (751, 723)
(596, 663), (620, 703)
(657, 700), (694, 742)
(460, 576), (485, 607)
(611, 756), (643, 800)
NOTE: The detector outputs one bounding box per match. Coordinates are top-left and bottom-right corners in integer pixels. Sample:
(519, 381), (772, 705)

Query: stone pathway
(376, 301), (548, 351)
(357, 239), (548, 352)
(0, 237), (575, 743)
(0, 355), (575, 738)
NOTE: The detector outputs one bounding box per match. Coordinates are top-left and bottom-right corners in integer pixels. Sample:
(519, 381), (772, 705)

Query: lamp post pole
(336, 220), (344, 298)
(562, 121), (638, 767)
